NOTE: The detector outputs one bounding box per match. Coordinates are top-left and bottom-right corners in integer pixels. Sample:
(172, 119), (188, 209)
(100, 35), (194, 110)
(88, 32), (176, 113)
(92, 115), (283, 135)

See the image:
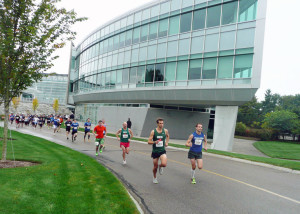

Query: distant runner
(53, 116), (59, 134)
(71, 119), (79, 142)
(148, 118), (169, 184)
(65, 118), (72, 140)
(185, 123), (207, 184)
(84, 118), (92, 143)
(116, 122), (133, 165)
(93, 120), (106, 156)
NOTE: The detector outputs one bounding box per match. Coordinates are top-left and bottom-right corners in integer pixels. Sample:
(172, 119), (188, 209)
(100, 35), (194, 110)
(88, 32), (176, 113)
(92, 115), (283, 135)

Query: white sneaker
(123, 160), (126, 165)
(159, 166), (164, 175)
(153, 177), (158, 184)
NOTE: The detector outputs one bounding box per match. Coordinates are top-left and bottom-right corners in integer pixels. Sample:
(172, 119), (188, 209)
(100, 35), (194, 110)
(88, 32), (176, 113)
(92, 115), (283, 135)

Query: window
(125, 30), (132, 46)
(133, 27), (140, 44)
(119, 32), (125, 48)
(234, 54), (253, 78)
(157, 43), (167, 59)
(137, 66), (145, 83)
(105, 72), (111, 86)
(193, 9), (206, 30)
(158, 19), (168, 37)
(113, 35), (119, 50)
(129, 67), (137, 83)
(182, 0), (193, 8)
(217, 56), (233, 78)
(178, 39), (190, 55)
(117, 70), (122, 84)
(206, 5), (221, 28)
(180, 12), (192, 33)
(177, 61), (188, 80)
(160, 1), (170, 15)
(124, 50), (131, 64)
(149, 22), (158, 40)
(189, 59), (202, 80)
(169, 15), (180, 35)
(236, 28), (255, 49)
(131, 49), (139, 63)
(117, 52), (124, 66)
(151, 5), (160, 18)
(167, 40), (178, 57)
(205, 34), (219, 52)
(122, 68), (129, 84)
(155, 63), (165, 81)
(145, 64), (154, 82)
(222, 1), (238, 25)
(139, 47), (147, 61)
(111, 71), (116, 85)
(219, 31), (235, 50)
(202, 58), (217, 79)
(191, 36), (204, 54)
(171, 0), (181, 11)
(140, 24), (149, 42)
(147, 45), (157, 60)
(134, 12), (142, 23)
(165, 62), (176, 81)
(239, 0), (257, 22)
(142, 8), (150, 21)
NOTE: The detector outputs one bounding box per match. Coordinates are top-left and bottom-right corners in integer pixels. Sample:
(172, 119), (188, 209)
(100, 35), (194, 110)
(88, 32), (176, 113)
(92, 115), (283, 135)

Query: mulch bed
(0, 160), (39, 169)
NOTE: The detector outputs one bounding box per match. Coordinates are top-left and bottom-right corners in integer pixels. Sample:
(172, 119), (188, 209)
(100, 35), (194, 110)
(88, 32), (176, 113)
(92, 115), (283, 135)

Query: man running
(71, 119), (79, 142)
(65, 118), (72, 140)
(93, 120), (106, 156)
(185, 123), (207, 184)
(116, 122), (133, 165)
(53, 116), (59, 134)
(9, 113), (14, 125)
(84, 118), (92, 143)
(148, 118), (169, 184)
(38, 116), (43, 129)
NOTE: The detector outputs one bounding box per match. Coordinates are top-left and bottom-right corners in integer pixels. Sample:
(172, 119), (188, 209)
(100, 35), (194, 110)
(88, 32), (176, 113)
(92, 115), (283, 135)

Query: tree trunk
(1, 99), (9, 162)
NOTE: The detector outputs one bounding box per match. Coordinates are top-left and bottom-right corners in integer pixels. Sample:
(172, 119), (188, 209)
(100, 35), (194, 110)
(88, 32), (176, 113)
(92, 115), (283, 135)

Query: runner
(53, 116), (59, 134)
(148, 118), (169, 184)
(116, 122), (133, 165)
(33, 115), (39, 129)
(15, 114), (20, 128)
(65, 118), (72, 140)
(38, 116), (43, 129)
(9, 114), (14, 125)
(71, 119), (79, 142)
(84, 118), (92, 143)
(46, 115), (51, 129)
(57, 116), (63, 132)
(102, 119), (107, 150)
(185, 123), (207, 184)
(93, 120), (106, 156)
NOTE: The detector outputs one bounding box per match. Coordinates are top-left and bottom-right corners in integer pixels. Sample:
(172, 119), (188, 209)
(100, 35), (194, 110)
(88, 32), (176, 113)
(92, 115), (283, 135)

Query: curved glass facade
(69, 0), (259, 95)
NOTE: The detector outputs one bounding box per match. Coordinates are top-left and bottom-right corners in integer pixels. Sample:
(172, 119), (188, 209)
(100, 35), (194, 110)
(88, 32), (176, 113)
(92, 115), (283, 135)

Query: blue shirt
(84, 122), (91, 131)
(190, 131), (204, 153)
(53, 119), (60, 126)
(71, 122), (79, 131)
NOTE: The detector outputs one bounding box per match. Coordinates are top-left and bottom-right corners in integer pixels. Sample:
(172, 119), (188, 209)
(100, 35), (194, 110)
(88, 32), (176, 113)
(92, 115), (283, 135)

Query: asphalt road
(9, 125), (300, 214)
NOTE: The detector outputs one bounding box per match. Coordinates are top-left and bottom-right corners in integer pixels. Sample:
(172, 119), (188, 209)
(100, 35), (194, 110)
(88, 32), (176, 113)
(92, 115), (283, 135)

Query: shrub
(235, 122), (247, 136)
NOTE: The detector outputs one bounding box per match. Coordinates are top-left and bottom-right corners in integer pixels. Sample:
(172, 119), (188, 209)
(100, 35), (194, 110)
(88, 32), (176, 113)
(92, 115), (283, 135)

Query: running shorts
(66, 127), (71, 132)
(72, 130), (78, 135)
(120, 142), (130, 148)
(188, 151), (202, 160)
(151, 150), (166, 159)
(95, 138), (104, 146)
(85, 130), (90, 134)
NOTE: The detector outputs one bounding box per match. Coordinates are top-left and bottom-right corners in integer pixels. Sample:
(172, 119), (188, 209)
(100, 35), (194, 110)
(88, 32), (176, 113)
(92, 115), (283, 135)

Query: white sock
(191, 169), (195, 178)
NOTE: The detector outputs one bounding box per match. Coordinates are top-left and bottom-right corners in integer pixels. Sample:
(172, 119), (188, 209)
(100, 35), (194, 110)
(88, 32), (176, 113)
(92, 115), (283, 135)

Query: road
(9, 125), (300, 214)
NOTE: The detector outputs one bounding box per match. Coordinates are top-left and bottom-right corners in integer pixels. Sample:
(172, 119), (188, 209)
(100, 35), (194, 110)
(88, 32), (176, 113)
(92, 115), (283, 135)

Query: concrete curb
(127, 190), (144, 214)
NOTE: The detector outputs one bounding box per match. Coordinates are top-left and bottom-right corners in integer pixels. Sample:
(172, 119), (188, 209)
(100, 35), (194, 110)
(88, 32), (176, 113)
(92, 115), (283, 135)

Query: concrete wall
(97, 106), (210, 140)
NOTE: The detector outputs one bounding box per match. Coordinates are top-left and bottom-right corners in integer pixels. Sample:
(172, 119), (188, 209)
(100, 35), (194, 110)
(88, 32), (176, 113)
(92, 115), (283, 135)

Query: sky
(50, 0), (300, 101)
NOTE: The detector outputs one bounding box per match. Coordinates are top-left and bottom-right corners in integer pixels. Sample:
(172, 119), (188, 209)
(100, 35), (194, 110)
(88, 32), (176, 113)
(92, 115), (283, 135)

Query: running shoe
(67, 137), (69, 140)
(191, 178), (196, 184)
(159, 166), (164, 175)
(96, 153), (98, 156)
(123, 160), (126, 165)
(100, 149), (103, 153)
(102, 146), (105, 150)
(153, 177), (158, 184)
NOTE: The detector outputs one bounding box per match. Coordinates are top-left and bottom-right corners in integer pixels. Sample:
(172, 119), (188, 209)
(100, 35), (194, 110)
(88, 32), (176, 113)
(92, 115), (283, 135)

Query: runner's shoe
(96, 153), (98, 156)
(191, 178), (196, 184)
(159, 166), (163, 175)
(100, 149), (103, 153)
(153, 177), (158, 184)
(123, 160), (126, 165)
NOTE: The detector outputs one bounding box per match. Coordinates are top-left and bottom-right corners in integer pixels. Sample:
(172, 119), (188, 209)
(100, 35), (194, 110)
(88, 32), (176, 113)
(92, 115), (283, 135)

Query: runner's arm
(116, 129), (121, 140)
(165, 129), (170, 147)
(129, 129), (133, 139)
(148, 130), (156, 145)
(185, 134), (194, 147)
(203, 135), (208, 151)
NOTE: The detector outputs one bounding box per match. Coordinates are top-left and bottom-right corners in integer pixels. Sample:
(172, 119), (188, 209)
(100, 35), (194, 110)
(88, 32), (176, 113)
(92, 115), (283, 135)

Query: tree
(0, 0), (86, 162)
(237, 96), (262, 125)
(32, 98), (38, 113)
(12, 96), (20, 113)
(53, 99), (59, 114)
(262, 110), (298, 140)
(261, 89), (281, 115)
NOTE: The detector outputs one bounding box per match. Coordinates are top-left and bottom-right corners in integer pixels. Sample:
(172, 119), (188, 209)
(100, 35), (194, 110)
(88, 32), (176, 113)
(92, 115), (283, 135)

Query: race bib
(74, 127), (77, 130)
(123, 134), (128, 138)
(156, 138), (163, 147)
(195, 137), (203, 146)
(87, 126), (91, 129)
(67, 124), (70, 126)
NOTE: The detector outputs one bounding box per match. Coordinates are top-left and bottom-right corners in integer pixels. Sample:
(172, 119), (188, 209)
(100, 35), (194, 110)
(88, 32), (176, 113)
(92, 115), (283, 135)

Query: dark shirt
(127, 120), (132, 129)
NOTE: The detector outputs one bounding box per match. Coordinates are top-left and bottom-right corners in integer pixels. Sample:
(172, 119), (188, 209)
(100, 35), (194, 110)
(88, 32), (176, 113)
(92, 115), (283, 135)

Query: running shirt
(190, 131), (204, 153)
(10, 115), (14, 121)
(94, 125), (106, 139)
(152, 128), (166, 153)
(65, 121), (72, 129)
(53, 119), (60, 126)
(120, 128), (130, 143)
(15, 116), (20, 122)
(71, 122), (79, 131)
(84, 122), (92, 131)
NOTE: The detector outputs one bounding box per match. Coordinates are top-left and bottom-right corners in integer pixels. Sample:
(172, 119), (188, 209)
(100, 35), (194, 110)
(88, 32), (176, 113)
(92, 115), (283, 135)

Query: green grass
(0, 128), (138, 214)
(253, 141), (300, 160)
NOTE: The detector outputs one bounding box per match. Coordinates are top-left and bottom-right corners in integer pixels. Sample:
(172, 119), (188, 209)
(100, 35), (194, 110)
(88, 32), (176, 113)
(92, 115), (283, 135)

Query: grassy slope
(0, 129), (138, 214)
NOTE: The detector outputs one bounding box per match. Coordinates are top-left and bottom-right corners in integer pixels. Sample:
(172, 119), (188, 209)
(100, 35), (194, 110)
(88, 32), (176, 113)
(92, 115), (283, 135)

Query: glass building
(67, 0), (267, 151)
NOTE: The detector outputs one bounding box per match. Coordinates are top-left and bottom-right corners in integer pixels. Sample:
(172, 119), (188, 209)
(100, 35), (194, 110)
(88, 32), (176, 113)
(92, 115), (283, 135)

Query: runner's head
(156, 118), (164, 129)
(73, 119), (77, 123)
(98, 120), (103, 126)
(87, 118), (90, 123)
(195, 123), (203, 132)
(123, 122), (127, 129)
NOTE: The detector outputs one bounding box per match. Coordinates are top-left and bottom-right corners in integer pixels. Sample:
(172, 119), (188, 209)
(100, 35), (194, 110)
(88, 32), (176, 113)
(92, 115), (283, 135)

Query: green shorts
(95, 138), (104, 146)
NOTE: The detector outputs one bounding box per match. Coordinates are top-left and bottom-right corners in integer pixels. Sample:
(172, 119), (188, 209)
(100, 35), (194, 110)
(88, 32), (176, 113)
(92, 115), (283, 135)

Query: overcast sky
(51, 0), (300, 101)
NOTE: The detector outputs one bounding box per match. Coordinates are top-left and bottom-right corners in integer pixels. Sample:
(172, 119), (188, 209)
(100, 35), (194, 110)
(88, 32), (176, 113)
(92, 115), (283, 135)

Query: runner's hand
(204, 147), (207, 151)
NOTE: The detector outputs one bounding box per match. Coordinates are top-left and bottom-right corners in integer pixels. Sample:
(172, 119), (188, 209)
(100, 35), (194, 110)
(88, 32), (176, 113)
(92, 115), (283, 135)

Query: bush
(235, 122), (247, 136)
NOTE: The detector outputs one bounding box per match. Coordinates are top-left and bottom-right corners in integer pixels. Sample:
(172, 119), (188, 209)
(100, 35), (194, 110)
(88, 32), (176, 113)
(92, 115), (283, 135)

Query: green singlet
(152, 128), (166, 153)
(120, 128), (130, 143)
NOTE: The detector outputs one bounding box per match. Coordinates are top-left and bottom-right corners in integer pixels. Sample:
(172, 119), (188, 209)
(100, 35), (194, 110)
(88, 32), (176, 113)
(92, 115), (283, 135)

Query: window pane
(137, 66), (145, 83)
(205, 34), (219, 52)
(169, 16), (180, 35)
(124, 50), (131, 64)
(149, 22), (158, 40)
(171, 0), (181, 11)
(117, 52), (124, 66)
(178, 39), (190, 55)
(182, 0), (193, 8)
(155, 63), (165, 81)
(160, 1), (170, 15)
(125, 30), (132, 46)
(131, 49), (139, 63)
(142, 8), (151, 21)
(127, 15), (134, 26)
(111, 71), (116, 85)
(129, 67), (137, 83)
(145, 64), (154, 82)
(180, 12), (192, 33)
(191, 36), (204, 54)
(219, 31), (235, 50)
(151, 5), (160, 18)
(222, 1), (238, 25)
(177, 61), (188, 80)
(158, 19), (168, 37)
(165, 62), (176, 81)
(202, 58), (217, 79)
(239, 0), (258, 22)
(193, 9), (206, 30)
(236, 28), (255, 49)
(147, 45), (157, 60)
(105, 72), (111, 86)
(119, 32), (125, 48)
(189, 59), (202, 80)
(234, 54), (253, 78)
(167, 41), (178, 57)
(218, 56), (233, 78)
(134, 12), (142, 23)
(133, 27), (140, 44)
(117, 70), (122, 84)
(157, 43), (167, 59)
(112, 54), (118, 66)
(139, 47), (147, 61)
(206, 5), (221, 28)
(113, 35), (119, 50)
(140, 24), (149, 42)
(122, 68), (129, 84)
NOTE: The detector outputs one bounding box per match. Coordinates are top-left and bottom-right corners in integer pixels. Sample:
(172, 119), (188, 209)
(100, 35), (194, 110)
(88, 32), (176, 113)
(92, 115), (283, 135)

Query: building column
(211, 106), (238, 151)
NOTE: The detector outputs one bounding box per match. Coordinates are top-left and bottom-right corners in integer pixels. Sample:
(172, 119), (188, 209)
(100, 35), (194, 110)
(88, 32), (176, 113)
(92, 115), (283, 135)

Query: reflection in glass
(169, 16), (180, 35)
(155, 63), (165, 81)
(129, 67), (137, 83)
(202, 58), (217, 79)
(140, 24), (149, 42)
(239, 0), (257, 22)
(145, 64), (155, 82)
(234, 54), (253, 78)
(180, 12), (192, 33)
(122, 68), (129, 84)
(158, 19), (168, 37)
(149, 22), (158, 40)
(218, 56), (233, 78)
(222, 1), (238, 25)
(193, 9), (206, 30)
(165, 62), (176, 81)
(189, 59), (202, 80)
(137, 66), (145, 83)
(176, 61), (188, 80)
(206, 5), (221, 28)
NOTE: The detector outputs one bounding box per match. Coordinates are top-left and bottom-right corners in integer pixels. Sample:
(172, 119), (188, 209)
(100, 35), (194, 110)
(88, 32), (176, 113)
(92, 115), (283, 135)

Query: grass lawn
(0, 128), (138, 214)
(253, 141), (300, 160)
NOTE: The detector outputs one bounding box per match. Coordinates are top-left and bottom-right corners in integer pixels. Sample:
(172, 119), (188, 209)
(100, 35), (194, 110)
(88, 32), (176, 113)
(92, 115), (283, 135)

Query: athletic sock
(191, 169), (195, 179)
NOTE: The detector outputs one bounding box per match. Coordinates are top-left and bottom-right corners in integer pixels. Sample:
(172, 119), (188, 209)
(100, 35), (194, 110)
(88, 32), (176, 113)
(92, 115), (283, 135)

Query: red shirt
(94, 125), (106, 139)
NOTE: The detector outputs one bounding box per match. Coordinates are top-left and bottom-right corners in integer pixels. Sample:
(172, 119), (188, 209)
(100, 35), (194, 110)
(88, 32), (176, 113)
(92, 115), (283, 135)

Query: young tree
(0, 0), (86, 161)
(12, 96), (21, 113)
(53, 99), (59, 114)
(32, 98), (39, 113)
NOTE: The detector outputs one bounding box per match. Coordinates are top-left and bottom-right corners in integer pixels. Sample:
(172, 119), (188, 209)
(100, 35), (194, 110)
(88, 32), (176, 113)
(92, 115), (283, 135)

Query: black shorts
(188, 151), (202, 160)
(47, 121), (50, 124)
(66, 127), (71, 132)
(85, 130), (90, 134)
(39, 124), (43, 127)
(151, 150), (166, 159)
(72, 130), (78, 135)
